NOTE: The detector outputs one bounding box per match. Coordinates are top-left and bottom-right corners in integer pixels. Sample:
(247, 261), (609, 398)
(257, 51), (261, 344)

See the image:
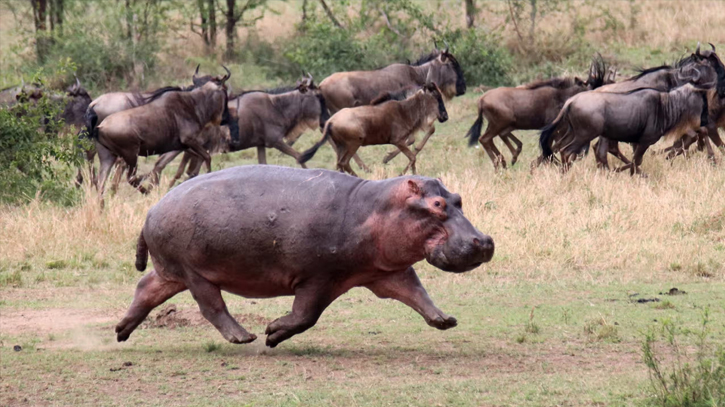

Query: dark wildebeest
(116, 165), (494, 347)
(320, 47), (465, 171)
(539, 81), (714, 176)
(300, 82), (448, 176)
(160, 76), (329, 187)
(77, 66), (231, 187)
(465, 55), (609, 169)
(94, 81), (231, 196)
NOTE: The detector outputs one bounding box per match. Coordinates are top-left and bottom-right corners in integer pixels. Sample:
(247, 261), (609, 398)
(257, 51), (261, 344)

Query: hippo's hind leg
(365, 267), (457, 330)
(265, 286), (339, 348)
(186, 272), (257, 344)
(116, 269), (187, 342)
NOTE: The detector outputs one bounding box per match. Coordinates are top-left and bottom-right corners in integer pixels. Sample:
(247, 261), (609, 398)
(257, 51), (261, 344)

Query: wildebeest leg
(265, 286), (338, 348)
(169, 153), (192, 189)
(272, 140), (308, 169)
(365, 267), (456, 330)
(478, 124), (508, 169)
(96, 143), (117, 199)
(186, 143), (212, 174)
(608, 141), (632, 166)
(109, 161), (126, 195)
(593, 138), (610, 170)
(352, 153), (371, 173)
(708, 127), (725, 151)
(393, 139), (418, 175)
(410, 126), (436, 158)
(501, 133), (523, 166)
(382, 134), (416, 164)
(124, 155), (150, 195)
(149, 150), (183, 186)
(186, 272), (257, 344)
(257, 146), (267, 164)
(696, 128), (716, 163)
(339, 145), (360, 177)
(115, 269), (187, 342)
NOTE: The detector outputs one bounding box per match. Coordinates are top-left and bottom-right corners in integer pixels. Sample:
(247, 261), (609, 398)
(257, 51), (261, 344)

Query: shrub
(643, 310), (725, 406)
(436, 28), (513, 87)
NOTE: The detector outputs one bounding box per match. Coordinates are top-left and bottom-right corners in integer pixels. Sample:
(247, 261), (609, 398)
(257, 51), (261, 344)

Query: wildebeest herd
(5, 42), (725, 347)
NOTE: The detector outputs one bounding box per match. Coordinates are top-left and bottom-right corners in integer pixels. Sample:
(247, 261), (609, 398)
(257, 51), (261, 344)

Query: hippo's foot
(425, 314), (458, 330)
(222, 330), (257, 344)
(115, 323), (132, 342)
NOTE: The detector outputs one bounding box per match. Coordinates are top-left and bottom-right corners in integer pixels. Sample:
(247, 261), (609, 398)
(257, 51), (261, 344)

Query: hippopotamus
(116, 165), (494, 347)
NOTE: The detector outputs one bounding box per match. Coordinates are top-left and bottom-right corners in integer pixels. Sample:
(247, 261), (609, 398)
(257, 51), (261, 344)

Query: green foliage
(643, 311), (725, 406)
(436, 28), (513, 87)
(0, 74), (82, 205)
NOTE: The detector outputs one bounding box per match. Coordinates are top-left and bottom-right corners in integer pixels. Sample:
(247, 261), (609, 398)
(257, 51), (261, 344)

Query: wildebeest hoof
(426, 315), (457, 330)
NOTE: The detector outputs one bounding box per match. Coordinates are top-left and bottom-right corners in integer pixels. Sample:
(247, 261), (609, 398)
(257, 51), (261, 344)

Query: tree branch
(318, 0), (343, 29)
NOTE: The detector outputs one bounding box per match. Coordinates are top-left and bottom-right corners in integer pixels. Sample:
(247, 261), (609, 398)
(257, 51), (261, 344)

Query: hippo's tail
(135, 230), (148, 272)
(465, 109), (484, 147)
(299, 122), (332, 164)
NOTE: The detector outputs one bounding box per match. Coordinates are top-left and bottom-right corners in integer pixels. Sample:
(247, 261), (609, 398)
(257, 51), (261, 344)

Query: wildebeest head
(414, 47), (466, 99)
(694, 42), (725, 97)
(402, 177), (494, 272)
(420, 78), (448, 123)
(15, 80), (44, 103)
(296, 74), (330, 129)
(192, 64), (232, 88)
(677, 59), (718, 89)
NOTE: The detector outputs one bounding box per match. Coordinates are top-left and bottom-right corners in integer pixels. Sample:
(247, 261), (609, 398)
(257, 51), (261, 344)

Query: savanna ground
(2, 1), (725, 406)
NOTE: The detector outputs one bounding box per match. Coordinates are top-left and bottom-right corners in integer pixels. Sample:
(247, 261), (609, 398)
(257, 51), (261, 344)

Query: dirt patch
(1, 308), (119, 336)
(140, 304), (270, 330)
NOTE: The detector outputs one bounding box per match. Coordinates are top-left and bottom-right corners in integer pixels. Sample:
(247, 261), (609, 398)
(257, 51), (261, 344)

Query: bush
(643, 310), (725, 407)
(0, 77), (83, 205)
(437, 28), (513, 87)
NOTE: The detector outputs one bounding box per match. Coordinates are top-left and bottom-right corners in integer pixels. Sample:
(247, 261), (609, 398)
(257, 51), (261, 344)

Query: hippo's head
(402, 178), (494, 273)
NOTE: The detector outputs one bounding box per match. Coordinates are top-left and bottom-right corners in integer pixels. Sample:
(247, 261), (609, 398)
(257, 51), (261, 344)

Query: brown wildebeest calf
(299, 82), (448, 176)
(94, 81), (231, 198)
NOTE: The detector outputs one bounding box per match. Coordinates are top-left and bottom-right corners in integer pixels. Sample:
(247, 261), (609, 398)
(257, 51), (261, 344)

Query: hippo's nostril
(472, 238), (481, 248)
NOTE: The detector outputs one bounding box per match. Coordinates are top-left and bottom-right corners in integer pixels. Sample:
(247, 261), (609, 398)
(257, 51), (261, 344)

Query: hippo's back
(143, 166), (369, 273)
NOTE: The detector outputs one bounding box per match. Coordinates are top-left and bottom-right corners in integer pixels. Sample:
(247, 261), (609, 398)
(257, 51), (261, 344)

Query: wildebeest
(77, 66), (231, 187)
(160, 76), (329, 186)
(300, 82), (448, 176)
(465, 55), (610, 169)
(116, 165), (494, 347)
(540, 82), (713, 176)
(94, 81), (231, 196)
(320, 47), (464, 171)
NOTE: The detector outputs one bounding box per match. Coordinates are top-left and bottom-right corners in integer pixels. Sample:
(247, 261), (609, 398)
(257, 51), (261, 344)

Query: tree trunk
(125, 0), (133, 39)
(318, 0), (343, 28)
(465, 0), (475, 29)
(225, 0), (236, 60)
(528, 0), (537, 42)
(197, 0), (209, 45)
(30, 0), (49, 63)
(50, 0), (63, 34)
(301, 0), (307, 26)
(208, 0), (216, 48)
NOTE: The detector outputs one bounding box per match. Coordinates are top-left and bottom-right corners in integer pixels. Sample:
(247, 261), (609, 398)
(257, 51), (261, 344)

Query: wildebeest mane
(631, 65), (673, 81)
(143, 86), (185, 104)
(237, 86), (298, 97)
(371, 93), (394, 105)
(521, 77), (577, 90)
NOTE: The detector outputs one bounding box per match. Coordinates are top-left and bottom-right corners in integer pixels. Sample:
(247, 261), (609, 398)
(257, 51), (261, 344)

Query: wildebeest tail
(84, 106), (99, 139)
(466, 110), (484, 147)
(135, 230), (148, 272)
(539, 103), (571, 160)
(299, 122), (332, 164)
(317, 94), (330, 129)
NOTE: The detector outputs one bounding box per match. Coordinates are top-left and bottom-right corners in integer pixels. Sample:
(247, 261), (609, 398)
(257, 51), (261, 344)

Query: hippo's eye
(434, 201), (441, 207)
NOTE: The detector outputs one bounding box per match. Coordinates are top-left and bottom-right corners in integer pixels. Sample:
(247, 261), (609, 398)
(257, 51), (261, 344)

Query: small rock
(13, 345), (21, 352)
(221, 361), (228, 367)
(110, 367), (122, 372)
(123, 362), (133, 367)
(660, 287), (687, 296)
(635, 298), (660, 303)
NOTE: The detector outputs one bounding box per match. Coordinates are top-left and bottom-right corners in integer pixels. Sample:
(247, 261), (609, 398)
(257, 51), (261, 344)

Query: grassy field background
(3, 1), (725, 406)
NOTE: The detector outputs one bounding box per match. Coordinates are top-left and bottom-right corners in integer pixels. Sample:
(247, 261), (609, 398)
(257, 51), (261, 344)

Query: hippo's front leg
(265, 285), (339, 348)
(365, 267), (457, 330)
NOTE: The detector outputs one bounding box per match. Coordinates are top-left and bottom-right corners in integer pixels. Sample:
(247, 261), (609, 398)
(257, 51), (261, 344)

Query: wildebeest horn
(710, 42), (716, 52)
(692, 67), (701, 83)
(434, 40), (439, 51)
(194, 64), (200, 76)
(696, 42), (702, 57)
(443, 40), (450, 54)
(75, 76), (81, 88)
(221, 65), (231, 83)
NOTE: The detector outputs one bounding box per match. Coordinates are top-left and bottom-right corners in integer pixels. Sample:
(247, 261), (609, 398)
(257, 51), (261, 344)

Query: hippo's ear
(407, 179), (421, 196)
